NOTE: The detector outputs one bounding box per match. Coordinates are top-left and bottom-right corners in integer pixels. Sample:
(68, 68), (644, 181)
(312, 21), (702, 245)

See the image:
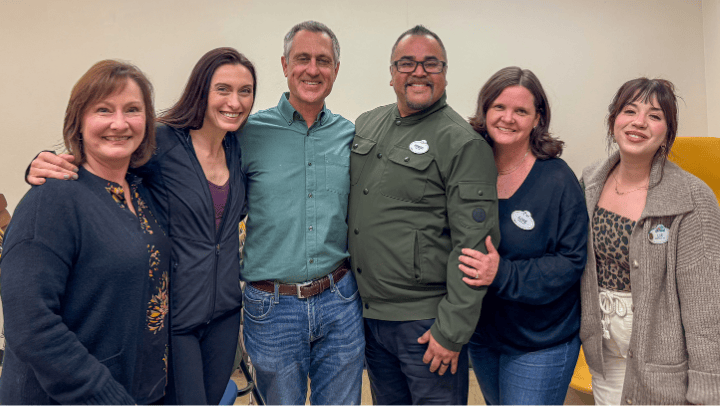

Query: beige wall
(0, 0), (712, 214)
(705, 0), (720, 138)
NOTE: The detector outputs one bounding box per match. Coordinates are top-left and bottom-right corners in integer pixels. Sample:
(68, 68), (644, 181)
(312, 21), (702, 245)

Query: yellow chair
(569, 346), (593, 394)
(668, 137), (720, 201)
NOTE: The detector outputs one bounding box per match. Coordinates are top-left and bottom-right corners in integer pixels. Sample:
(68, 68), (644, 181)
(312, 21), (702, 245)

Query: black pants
(165, 308), (241, 405)
(364, 318), (469, 405)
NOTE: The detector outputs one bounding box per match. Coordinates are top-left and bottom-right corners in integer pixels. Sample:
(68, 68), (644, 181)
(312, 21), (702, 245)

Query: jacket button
(632, 260), (639, 268)
(364, 303), (370, 309)
(363, 188), (369, 195)
(395, 120), (401, 125)
(357, 268), (362, 274)
(354, 228), (359, 235)
(404, 157), (409, 162)
(353, 144), (359, 149)
(477, 190), (484, 196)
(377, 153), (383, 158)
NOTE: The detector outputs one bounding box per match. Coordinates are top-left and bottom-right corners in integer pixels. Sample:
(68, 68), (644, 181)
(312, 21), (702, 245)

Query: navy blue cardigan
(134, 124), (245, 333)
(471, 158), (588, 353)
(0, 169), (170, 404)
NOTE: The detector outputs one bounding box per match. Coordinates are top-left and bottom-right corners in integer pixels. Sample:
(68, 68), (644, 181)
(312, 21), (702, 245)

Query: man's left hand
(417, 330), (459, 376)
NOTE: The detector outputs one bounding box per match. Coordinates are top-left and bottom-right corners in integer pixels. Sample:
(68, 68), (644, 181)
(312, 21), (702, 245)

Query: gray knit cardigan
(580, 151), (720, 405)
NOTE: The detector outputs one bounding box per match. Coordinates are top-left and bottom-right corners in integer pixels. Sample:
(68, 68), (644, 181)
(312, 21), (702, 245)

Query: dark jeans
(165, 308), (241, 405)
(468, 333), (581, 405)
(364, 318), (469, 405)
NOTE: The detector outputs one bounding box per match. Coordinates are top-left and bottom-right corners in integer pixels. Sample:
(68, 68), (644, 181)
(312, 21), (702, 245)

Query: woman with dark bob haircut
(1, 60), (171, 404)
(579, 78), (720, 405)
(27, 47), (257, 404)
(460, 66), (588, 405)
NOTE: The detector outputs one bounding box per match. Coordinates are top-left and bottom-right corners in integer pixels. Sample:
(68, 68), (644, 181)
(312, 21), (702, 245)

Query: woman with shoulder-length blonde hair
(580, 77), (720, 405)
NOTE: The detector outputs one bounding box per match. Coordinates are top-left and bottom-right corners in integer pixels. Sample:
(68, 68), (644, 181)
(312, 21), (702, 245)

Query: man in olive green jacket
(347, 25), (500, 404)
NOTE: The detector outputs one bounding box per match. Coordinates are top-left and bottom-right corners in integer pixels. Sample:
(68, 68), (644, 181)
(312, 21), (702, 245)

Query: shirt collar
(277, 92), (328, 127)
(394, 92), (448, 125)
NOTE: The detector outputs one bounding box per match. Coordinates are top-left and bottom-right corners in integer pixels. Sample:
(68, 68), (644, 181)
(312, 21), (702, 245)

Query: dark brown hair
(64, 60), (155, 168)
(158, 47), (256, 130)
(469, 66), (563, 159)
(607, 78), (678, 157)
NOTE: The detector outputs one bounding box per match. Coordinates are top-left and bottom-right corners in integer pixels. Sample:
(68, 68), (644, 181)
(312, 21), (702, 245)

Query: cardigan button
(631, 304), (635, 312)
(628, 350), (633, 358)
(626, 398), (633, 404)
(632, 260), (639, 268)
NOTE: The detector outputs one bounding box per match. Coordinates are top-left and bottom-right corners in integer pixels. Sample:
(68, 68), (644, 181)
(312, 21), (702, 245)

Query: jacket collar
(277, 92), (327, 127)
(393, 93), (447, 125)
(584, 150), (694, 219)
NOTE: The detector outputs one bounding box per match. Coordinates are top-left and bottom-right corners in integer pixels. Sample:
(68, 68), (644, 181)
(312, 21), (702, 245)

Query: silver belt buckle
(296, 281), (313, 299)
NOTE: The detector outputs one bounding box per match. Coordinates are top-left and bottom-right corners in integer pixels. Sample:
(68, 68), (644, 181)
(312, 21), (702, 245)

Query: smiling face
(282, 30), (339, 112)
(485, 85), (539, 150)
(390, 34), (447, 117)
(202, 63), (254, 135)
(81, 78), (146, 169)
(613, 96), (668, 160)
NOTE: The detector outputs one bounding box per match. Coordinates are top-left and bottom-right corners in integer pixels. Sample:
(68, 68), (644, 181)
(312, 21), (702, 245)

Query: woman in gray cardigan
(580, 78), (720, 405)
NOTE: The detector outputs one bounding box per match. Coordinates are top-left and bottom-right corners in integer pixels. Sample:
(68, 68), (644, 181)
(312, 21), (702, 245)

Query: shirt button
(364, 303), (370, 309)
(309, 226), (313, 231)
(357, 268), (362, 274)
(354, 228), (359, 235)
(632, 260), (639, 268)
(308, 162), (312, 166)
(395, 120), (401, 125)
(353, 144), (359, 149)
(308, 193), (313, 198)
(309, 259), (314, 264)
(363, 188), (369, 195)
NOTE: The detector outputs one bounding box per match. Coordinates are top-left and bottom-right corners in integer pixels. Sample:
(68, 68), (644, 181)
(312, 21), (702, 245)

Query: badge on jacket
(648, 224), (669, 244)
(511, 210), (535, 230)
(409, 140), (429, 154)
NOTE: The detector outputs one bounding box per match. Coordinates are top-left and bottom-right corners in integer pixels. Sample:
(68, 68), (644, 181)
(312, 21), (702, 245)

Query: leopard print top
(592, 205), (635, 292)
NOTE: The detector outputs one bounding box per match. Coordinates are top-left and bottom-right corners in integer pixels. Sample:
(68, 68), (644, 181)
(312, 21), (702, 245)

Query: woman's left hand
(459, 236), (500, 287)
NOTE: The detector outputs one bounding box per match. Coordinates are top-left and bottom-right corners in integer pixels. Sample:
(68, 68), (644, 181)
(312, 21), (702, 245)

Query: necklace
(613, 171), (649, 195)
(498, 149), (530, 175)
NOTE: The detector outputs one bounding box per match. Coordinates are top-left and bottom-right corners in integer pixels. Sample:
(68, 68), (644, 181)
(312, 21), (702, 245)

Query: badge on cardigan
(511, 210), (535, 230)
(409, 140), (429, 154)
(648, 224), (669, 244)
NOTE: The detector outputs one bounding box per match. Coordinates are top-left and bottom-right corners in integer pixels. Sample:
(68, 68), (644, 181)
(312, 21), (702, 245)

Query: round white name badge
(409, 140), (429, 154)
(511, 210), (535, 230)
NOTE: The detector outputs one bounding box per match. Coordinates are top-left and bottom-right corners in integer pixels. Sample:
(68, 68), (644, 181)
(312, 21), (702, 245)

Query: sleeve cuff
(430, 322), (464, 352)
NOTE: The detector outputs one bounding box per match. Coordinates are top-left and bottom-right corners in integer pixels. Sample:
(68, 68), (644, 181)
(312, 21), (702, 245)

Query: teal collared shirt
(238, 93), (354, 283)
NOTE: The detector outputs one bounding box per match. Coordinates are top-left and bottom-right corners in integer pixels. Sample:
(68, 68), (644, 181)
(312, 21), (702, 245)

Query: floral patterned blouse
(107, 180), (169, 402)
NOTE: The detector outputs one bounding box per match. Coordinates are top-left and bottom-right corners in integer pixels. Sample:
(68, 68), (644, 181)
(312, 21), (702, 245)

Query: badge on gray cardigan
(649, 224), (669, 244)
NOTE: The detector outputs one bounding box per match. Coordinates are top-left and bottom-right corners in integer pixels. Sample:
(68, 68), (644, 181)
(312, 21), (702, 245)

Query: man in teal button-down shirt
(238, 21), (364, 405)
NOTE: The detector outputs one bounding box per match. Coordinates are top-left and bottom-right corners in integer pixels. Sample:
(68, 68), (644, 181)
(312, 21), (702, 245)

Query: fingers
(485, 235), (498, 254)
(417, 329), (431, 345)
(29, 153), (79, 184)
(451, 356), (458, 375)
(26, 175), (47, 186)
(460, 247), (484, 259)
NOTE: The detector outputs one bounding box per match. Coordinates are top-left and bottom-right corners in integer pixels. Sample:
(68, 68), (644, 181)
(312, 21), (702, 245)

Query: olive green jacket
(348, 94), (500, 351)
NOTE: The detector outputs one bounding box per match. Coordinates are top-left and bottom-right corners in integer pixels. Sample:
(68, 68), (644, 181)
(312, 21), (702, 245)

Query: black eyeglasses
(392, 59), (447, 74)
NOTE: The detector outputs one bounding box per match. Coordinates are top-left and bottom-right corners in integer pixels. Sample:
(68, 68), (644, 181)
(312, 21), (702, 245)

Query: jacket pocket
(325, 152), (350, 195)
(456, 182), (497, 229)
(350, 136), (376, 186)
(380, 145), (434, 203)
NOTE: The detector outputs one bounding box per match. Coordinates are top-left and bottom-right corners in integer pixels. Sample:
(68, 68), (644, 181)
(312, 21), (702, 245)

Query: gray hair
(283, 21), (340, 65)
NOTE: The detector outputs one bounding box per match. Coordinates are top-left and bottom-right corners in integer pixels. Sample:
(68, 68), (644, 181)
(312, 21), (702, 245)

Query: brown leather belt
(249, 260), (350, 299)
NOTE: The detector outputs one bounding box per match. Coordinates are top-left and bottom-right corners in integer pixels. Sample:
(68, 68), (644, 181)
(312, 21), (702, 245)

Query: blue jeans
(242, 272), (364, 405)
(468, 334), (581, 405)
(364, 318), (469, 405)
